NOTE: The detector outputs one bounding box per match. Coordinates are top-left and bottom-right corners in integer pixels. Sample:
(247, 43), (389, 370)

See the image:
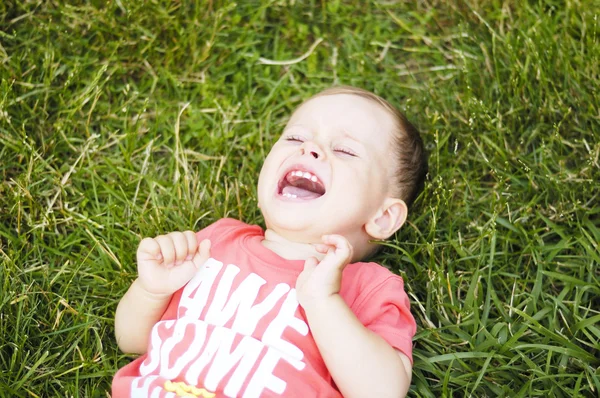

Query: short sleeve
(194, 217), (240, 243)
(353, 275), (416, 363)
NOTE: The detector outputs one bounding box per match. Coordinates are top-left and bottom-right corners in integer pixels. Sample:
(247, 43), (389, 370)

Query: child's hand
(296, 234), (353, 308)
(136, 231), (211, 297)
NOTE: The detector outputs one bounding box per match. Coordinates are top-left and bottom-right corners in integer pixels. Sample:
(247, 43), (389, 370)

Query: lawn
(1, 0), (599, 396)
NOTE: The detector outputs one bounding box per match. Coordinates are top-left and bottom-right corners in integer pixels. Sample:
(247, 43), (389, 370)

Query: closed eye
(285, 135), (304, 143)
(334, 147), (358, 157)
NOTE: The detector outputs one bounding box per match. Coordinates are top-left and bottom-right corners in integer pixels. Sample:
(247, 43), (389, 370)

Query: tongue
(282, 185), (322, 199)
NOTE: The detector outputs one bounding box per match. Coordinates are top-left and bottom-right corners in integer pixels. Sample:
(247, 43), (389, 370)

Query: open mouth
(277, 169), (326, 200)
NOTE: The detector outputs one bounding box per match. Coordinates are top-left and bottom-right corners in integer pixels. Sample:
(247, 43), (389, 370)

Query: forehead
(287, 94), (397, 145)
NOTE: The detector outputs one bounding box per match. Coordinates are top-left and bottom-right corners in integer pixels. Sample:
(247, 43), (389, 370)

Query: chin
(262, 209), (321, 239)
(266, 210), (314, 231)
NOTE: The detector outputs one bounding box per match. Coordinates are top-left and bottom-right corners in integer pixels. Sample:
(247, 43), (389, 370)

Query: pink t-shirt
(112, 218), (416, 398)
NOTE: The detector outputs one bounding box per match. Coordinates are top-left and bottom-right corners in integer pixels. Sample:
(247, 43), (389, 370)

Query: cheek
(338, 164), (371, 190)
(258, 151), (281, 192)
(260, 148), (277, 173)
(257, 166), (271, 197)
(337, 165), (386, 204)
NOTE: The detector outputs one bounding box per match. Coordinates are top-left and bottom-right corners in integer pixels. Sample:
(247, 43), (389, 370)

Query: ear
(365, 198), (408, 240)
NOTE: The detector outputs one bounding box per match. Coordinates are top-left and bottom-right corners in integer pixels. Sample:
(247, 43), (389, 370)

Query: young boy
(113, 86), (427, 398)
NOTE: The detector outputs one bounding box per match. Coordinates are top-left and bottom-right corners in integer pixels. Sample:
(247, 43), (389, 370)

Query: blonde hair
(307, 85), (428, 207)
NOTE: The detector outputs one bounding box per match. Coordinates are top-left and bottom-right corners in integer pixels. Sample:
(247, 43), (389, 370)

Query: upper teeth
(288, 170), (318, 182)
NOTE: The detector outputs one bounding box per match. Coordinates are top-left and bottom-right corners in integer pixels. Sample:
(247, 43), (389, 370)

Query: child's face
(257, 94), (397, 243)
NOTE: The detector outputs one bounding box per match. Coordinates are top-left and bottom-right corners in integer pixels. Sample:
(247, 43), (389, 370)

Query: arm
(302, 294), (411, 398)
(115, 279), (171, 354)
(296, 235), (412, 398)
(115, 232), (211, 354)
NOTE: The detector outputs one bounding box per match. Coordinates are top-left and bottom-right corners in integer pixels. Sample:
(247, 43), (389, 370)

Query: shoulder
(340, 261), (407, 311)
(341, 261), (416, 361)
(342, 261), (405, 290)
(196, 217), (263, 243)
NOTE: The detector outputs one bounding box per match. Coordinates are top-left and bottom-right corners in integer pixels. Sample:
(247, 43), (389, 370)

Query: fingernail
(185, 255), (192, 261)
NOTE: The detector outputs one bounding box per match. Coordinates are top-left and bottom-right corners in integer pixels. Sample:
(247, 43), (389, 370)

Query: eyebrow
(284, 124), (365, 148)
(339, 129), (365, 147)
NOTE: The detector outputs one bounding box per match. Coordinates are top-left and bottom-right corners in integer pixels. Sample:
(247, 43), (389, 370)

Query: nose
(300, 141), (324, 160)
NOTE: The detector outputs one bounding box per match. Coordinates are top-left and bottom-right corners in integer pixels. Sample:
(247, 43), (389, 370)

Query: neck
(261, 228), (325, 261)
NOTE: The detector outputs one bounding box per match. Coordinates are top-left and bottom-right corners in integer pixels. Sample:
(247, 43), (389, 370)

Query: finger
(322, 234), (352, 255)
(168, 231), (190, 265)
(319, 235), (353, 269)
(183, 231), (199, 261)
(303, 256), (319, 271)
(137, 237), (162, 262)
(168, 260), (199, 288)
(155, 235), (176, 267)
(198, 239), (211, 257)
(192, 239), (212, 268)
(321, 234), (346, 247)
(312, 243), (332, 254)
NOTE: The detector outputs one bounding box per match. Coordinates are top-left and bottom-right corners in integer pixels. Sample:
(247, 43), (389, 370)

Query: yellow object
(163, 380), (216, 398)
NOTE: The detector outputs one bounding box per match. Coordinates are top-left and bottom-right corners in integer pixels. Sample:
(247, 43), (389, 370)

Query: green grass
(1, 0), (599, 396)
